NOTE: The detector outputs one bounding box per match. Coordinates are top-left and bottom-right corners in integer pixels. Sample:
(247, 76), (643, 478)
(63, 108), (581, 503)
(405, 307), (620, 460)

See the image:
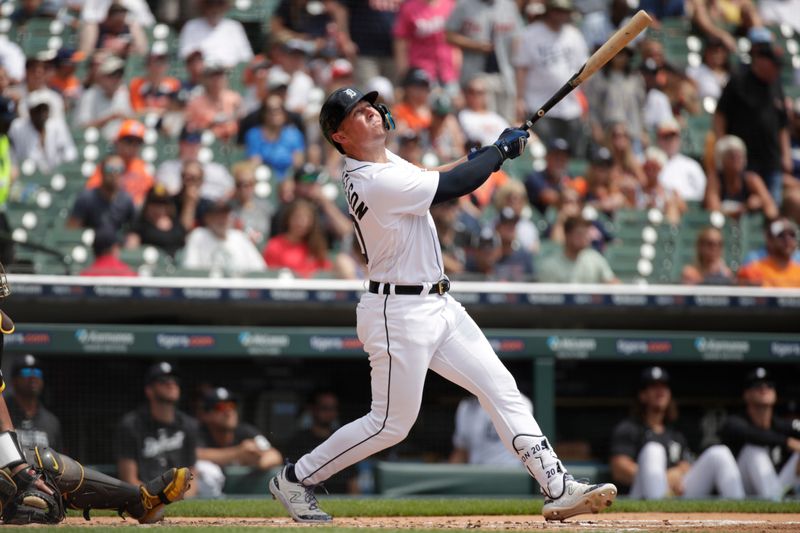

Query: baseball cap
(203, 387), (239, 411)
(748, 27), (774, 45)
(547, 137), (570, 153)
(53, 48), (82, 66)
(497, 206), (519, 225)
(656, 117), (681, 135)
(402, 68), (431, 88)
(590, 146), (613, 166)
(267, 68), (291, 90)
(744, 367), (774, 389)
(640, 57), (661, 75)
(750, 42), (783, 64)
(99, 54), (126, 76)
(12, 354), (42, 379)
(397, 130), (419, 145)
(330, 58), (353, 80)
(283, 39), (311, 55)
(476, 226), (499, 249)
(768, 219), (798, 239)
(108, 2), (128, 14)
(26, 89), (51, 110)
(294, 163), (322, 184)
(319, 86), (379, 153)
(546, 0), (574, 11)
(204, 60), (227, 75)
(92, 227), (124, 255)
(179, 126), (203, 143)
(145, 184), (172, 205)
(639, 366), (670, 388)
(148, 41), (169, 58)
(0, 97), (16, 122)
(116, 119), (146, 141)
(205, 199), (234, 215)
(145, 361), (179, 385)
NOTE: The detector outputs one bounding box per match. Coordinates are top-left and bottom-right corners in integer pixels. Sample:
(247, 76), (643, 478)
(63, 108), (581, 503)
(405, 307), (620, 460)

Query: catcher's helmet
(319, 87), (384, 154)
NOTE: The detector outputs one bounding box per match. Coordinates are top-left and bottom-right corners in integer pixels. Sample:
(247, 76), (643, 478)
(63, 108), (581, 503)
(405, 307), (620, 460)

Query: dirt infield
(59, 513), (800, 531)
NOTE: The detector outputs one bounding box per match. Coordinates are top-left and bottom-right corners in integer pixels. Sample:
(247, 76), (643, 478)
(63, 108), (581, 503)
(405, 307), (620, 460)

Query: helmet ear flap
(374, 103), (395, 131)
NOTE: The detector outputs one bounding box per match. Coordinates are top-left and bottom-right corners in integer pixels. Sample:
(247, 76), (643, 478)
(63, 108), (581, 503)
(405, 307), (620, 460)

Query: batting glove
(493, 128), (529, 161)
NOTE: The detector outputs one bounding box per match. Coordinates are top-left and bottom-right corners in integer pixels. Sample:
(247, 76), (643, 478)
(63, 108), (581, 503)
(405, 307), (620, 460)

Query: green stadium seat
(375, 462), (533, 496)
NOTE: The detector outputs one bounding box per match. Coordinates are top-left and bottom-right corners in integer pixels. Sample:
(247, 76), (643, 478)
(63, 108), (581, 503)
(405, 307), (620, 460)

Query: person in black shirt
(721, 367), (800, 500)
(610, 366), (744, 499)
(195, 387), (283, 497)
(130, 185), (187, 257)
(115, 362), (199, 498)
(285, 390), (358, 494)
(0, 269), (192, 524)
(5, 354), (62, 450)
(714, 39), (792, 207)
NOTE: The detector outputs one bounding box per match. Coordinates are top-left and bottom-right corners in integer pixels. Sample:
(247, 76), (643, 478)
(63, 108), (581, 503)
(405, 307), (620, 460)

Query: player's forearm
(432, 147), (502, 204)
(0, 396), (15, 432)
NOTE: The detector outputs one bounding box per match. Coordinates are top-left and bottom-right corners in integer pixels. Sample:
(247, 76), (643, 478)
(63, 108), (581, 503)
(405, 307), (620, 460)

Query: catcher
(0, 263), (192, 524)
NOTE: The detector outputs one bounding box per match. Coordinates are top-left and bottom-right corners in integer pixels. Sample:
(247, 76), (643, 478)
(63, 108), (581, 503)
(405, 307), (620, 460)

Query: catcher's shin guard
(27, 446), (143, 520)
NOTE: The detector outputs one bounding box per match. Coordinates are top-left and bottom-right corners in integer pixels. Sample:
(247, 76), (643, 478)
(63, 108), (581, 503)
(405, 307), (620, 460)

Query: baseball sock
(286, 465), (299, 483)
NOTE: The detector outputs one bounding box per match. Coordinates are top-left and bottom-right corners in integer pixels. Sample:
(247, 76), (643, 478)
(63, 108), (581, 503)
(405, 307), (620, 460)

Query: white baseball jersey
(453, 396), (532, 467)
(342, 150), (444, 284)
(292, 140), (566, 500)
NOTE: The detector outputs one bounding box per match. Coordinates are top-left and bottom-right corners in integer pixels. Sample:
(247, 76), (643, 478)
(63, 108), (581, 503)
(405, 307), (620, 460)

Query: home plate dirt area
(56, 513), (799, 531)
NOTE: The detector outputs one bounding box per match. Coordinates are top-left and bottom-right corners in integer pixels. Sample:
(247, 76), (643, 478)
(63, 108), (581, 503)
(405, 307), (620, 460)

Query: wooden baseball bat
(521, 10), (653, 131)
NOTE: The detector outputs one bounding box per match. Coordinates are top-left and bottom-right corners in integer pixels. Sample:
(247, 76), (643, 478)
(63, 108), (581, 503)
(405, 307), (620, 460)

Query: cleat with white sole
(542, 478), (617, 521)
(269, 465), (332, 523)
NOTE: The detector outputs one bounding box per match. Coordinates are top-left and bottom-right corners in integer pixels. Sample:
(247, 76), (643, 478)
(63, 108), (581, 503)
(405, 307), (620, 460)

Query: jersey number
(352, 217), (369, 264)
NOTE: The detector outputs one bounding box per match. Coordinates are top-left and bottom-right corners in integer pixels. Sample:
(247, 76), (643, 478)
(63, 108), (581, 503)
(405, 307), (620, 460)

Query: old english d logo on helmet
(319, 87), (380, 154)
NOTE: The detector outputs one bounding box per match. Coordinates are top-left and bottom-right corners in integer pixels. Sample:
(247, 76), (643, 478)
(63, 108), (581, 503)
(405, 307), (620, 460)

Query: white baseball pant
(630, 442), (744, 499)
(294, 293), (558, 491)
(737, 445), (800, 500)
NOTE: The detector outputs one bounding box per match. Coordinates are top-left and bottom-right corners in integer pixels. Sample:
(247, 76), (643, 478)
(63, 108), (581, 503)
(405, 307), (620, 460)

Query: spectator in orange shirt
(85, 119), (154, 207)
(48, 48), (83, 111)
(129, 44), (181, 115)
(738, 218), (800, 287)
(392, 68), (433, 135)
(185, 61), (241, 142)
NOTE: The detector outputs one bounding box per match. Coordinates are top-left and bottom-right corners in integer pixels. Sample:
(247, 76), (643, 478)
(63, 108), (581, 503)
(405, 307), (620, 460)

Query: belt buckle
(436, 280), (450, 295)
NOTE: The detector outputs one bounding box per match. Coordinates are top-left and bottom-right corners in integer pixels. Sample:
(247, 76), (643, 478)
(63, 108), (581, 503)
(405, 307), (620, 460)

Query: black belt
(368, 280), (450, 296)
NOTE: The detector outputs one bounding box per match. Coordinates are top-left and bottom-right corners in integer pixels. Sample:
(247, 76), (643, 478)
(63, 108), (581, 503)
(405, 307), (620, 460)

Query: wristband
(0, 431), (25, 470)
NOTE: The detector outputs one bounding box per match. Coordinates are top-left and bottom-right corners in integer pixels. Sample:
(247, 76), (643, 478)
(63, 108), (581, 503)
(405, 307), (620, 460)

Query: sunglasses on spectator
(235, 181), (255, 188)
(776, 231), (797, 239)
(18, 368), (43, 379)
(104, 163), (125, 174)
(700, 239), (722, 247)
(658, 131), (679, 139)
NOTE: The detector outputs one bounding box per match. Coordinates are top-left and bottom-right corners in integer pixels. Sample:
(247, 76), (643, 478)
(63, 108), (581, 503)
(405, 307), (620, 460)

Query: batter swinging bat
(521, 9), (653, 131)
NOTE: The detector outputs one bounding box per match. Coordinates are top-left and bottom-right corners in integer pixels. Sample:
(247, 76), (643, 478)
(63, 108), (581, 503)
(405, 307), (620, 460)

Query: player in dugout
(0, 263), (192, 524)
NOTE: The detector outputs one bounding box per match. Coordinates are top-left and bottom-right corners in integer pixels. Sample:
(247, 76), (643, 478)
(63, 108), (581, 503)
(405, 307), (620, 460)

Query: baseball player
(609, 366), (745, 499)
(269, 86), (617, 522)
(721, 367), (800, 500)
(0, 263), (192, 524)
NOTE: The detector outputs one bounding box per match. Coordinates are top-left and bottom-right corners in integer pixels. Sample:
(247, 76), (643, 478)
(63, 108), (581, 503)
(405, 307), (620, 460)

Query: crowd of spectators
(0, 0), (798, 285)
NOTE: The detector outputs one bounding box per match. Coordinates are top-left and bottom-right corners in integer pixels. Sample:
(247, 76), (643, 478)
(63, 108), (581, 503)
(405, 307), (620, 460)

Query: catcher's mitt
(0, 465), (65, 525)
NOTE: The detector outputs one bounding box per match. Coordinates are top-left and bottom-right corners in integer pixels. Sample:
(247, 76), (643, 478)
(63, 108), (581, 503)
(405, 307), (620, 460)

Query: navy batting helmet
(319, 87), (379, 154)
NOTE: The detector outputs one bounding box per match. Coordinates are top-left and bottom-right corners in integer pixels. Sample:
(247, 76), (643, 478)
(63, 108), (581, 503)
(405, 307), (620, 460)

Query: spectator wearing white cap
(655, 117), (707, 203)
(74, 54), (134, 141)
(178, 0), (253, 68)
(8, 90), (77, 173)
